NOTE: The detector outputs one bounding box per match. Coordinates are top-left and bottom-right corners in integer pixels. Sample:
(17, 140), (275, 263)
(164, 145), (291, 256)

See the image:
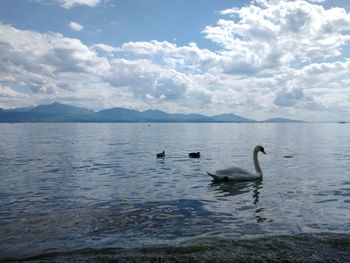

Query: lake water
(1, 123), (350, 261)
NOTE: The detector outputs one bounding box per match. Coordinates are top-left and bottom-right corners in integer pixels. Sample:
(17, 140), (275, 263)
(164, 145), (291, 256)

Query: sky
(0, 0), (350, 121)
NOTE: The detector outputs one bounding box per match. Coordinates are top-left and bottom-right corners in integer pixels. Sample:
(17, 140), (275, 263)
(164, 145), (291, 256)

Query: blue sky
(0, 0), (350, 121)
(1, 1), (244, 49)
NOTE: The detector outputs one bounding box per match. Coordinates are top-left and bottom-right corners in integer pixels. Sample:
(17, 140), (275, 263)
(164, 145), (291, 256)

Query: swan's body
(207, 145), (266, 182)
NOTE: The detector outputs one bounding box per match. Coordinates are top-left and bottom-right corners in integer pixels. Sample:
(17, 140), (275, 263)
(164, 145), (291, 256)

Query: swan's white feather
(216, 167), (251, 176)
(207, 167), (259, 181)
(207, 145), (265, 182)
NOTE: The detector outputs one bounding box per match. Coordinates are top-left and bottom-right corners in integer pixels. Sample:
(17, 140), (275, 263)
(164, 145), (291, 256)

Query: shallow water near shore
(1, 123), (350, 261)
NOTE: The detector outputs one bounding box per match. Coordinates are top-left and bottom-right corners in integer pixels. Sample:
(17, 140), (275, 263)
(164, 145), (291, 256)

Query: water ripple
(1, 123), (350, 258)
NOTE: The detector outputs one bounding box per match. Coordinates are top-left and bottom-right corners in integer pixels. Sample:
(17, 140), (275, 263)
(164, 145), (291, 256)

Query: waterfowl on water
(207, 145), (266, 182)
(189, 152), (201, 158)
(157, 151), (165, 158)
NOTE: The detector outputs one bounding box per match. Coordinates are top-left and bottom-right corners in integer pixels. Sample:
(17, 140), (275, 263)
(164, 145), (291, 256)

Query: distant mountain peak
(0, 103), (306, 123)
(211, 113), (255, 123)
(143, 109), (163, 113)
(262, 117), (305, 123)
(30, 102), (93, 115)
(141, 109), (170, 119)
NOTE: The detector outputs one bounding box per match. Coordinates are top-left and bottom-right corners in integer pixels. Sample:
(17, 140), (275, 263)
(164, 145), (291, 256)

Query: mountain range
(0, 102), (304, 123)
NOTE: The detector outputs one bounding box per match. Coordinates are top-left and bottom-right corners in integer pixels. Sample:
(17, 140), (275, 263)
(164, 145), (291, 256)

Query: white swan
(207, 145), (266, 182)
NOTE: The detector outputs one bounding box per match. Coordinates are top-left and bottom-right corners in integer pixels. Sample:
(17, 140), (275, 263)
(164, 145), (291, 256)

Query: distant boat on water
(338, 121), (346, 124)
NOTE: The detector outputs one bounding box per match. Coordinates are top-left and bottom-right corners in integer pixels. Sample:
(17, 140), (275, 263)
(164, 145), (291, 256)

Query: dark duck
(157, 151), (165, 158)
(189, 152), (200, 158)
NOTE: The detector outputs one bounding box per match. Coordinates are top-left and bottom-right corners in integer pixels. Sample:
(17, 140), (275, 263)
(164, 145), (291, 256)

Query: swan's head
(256, 145), (266, 155)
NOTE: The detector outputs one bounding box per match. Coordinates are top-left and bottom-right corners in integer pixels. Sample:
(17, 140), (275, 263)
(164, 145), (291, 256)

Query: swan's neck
(253, 149), (263, 177)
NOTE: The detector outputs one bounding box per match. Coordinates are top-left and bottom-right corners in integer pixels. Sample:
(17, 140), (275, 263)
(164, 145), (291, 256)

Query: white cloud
(35, 0), (102, 8)
(0, 24), (195, 112)
(91, 43), (119, 53)
(0, 23), (109, 94)
(69, 21), (84, 31)
(1, 0), (350, 121)
(0, 86), (30, 109)
(60, 0), (101, 8)
(307, 0), (325, 3)
(0, 86), (29, 98)
(103, 58), (188, 101)
(117, 41), (220, 73)
(204, 0), (350, 72)
(274, 87), (304, 107)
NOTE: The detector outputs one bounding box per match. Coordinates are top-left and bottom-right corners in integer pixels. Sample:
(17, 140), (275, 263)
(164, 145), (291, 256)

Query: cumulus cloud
(0, 24), (197, 112)
(0, 86), (30, 109)
(102, 58), (188, 102)
(69, 21), (84, 31)
(307, 0), (325, 3)
(1, 0), (350, 120)
(274, 87), (304, 107)
(117, 41), (220, 73)
(91, 43), (119, 53)
(60, 0), (101, 8)
(204, 0), (350, 72)
(0, 23), (109, 94)
(0, 86), (29, 98)
(35, 0), (102, 9)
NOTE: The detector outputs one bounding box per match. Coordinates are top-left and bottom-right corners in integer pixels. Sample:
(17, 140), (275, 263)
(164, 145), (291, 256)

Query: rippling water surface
(1, 123), (350, 261)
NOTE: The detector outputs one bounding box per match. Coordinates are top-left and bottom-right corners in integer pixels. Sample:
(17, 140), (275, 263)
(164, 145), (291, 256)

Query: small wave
(5, 233), (350, 262)
(316, 198), (338, 204)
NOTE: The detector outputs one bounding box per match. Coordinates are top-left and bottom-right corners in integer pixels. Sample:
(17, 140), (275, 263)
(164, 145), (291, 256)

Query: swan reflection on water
(210, 181), (262, 199)
(209, 181), (266, 223)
